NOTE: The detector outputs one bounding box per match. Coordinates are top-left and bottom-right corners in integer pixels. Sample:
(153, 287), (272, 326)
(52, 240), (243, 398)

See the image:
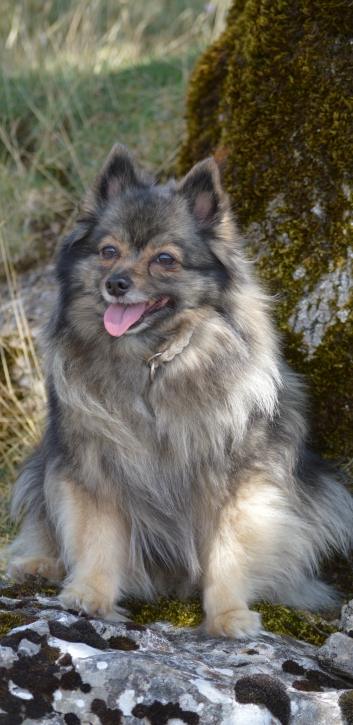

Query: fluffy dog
(8, 143), (353, 637)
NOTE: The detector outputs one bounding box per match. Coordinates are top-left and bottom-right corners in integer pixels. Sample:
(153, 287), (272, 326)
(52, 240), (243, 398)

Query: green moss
(0, 580), (59, 599)
(41, 586), (60, 597)
(251, 602), (337, 647)
(127, 596), (204, 628)
(126, 596), (337, 645)
(179, 0), (353, 459)
(0, 611), (36, 636)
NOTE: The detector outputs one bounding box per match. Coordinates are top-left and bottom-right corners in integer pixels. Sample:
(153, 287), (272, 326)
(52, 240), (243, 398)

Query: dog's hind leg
(8, 557), (65, 586)
(54, 479), (129, 619)
(7, 518), (65, 585)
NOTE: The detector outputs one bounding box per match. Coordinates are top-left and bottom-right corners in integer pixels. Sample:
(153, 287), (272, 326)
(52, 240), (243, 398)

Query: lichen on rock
(339, 690), (353, 725)
(235, 674), (291, 725)
(179, 0), (353, 459)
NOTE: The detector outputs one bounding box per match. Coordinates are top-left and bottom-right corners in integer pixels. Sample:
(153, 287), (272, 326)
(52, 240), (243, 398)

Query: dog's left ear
(79, 143), (153, 217)
(175, 158), (229, 229)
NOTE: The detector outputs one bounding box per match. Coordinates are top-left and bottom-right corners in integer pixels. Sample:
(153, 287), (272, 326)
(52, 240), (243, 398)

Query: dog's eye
(156, 253), (175, 266)
(101, 246), (118, 259)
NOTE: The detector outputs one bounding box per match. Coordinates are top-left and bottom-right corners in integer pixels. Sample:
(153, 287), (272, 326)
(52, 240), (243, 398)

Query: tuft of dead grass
(0, 0), (230, 553)
(0, 224), (46, 553)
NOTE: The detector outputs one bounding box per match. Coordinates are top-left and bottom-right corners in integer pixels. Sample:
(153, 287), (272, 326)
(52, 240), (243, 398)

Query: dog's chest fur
(51, 342), (230, 578)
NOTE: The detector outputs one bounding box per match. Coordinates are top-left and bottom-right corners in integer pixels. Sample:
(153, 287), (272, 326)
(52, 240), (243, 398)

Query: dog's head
(57, 144), (240, 341)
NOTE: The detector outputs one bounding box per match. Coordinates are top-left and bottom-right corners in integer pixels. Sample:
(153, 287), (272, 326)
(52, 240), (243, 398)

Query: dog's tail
(4, 446), (49, 561)
(280, 450), (353, 611)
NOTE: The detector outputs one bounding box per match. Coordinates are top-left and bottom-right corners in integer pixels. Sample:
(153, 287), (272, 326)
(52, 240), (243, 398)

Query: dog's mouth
(104, 298), (172, 337)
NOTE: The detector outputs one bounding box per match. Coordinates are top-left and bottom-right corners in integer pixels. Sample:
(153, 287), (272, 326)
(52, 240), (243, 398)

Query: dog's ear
(79, 143), (152, 217)
(175, 158), (229, 229)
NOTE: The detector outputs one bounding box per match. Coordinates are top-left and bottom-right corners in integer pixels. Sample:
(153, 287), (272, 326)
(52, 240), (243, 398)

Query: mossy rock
(127, 596), (205, 629)
(0, 580), (338, 645)
(127, 596), (337, 646)
(0, 611), (38, 636)
(179, 0), (353, 459)
(0, 580), (59, 599)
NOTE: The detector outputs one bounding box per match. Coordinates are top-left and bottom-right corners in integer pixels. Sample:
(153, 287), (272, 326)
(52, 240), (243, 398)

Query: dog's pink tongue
(104, 302), (148, 337)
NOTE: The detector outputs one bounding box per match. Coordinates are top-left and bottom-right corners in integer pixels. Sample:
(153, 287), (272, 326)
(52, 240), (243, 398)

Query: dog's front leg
(54, 480), (129, 618)
(202, 503), (262, 638)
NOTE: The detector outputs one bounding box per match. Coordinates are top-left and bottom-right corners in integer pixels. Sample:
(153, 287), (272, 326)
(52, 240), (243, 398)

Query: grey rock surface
(0, 592), (352, 724)
(317, 632), (353, 679)
(341, 600), (353, 635)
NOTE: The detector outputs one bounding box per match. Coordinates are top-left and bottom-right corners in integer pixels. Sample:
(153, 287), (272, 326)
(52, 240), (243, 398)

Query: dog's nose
(105, 275), (132, 297)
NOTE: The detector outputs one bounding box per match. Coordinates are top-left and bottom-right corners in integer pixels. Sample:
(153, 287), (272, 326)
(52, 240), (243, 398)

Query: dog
(8, 143), (353, 637)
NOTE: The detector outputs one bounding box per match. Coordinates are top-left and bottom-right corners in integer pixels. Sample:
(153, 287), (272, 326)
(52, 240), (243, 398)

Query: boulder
(0, 588), (352, 725)
(317, 632), (353, 679)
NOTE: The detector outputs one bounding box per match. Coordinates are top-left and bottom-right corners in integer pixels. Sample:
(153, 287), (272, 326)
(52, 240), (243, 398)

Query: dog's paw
(59, 582), (114, 617)
(8, 557), (64, 585)
(205, 608), (262, 638)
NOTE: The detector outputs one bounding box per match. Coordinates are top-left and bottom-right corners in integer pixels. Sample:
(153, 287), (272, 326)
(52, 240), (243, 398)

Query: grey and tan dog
(8, 144), (353, 637)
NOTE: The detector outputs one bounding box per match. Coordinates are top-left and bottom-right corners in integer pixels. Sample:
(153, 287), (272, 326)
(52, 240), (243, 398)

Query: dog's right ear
(79, 144), (153, 217)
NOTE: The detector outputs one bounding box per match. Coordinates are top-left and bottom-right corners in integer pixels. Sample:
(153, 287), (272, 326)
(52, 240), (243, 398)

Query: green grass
(0, 0), (229, 267)
(0, 0), (230, 553)
(0, 58), (195, 266)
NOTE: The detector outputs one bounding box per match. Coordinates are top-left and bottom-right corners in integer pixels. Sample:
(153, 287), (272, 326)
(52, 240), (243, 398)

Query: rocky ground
(1, 582), (353, 724)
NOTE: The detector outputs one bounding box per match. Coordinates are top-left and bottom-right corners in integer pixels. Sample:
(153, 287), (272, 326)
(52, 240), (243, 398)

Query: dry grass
(0, 0), (230, 554)
(0, 225), (46, 550)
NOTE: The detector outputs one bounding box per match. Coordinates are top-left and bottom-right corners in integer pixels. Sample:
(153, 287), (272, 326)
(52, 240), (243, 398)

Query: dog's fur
(8, 144), (353, 637)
